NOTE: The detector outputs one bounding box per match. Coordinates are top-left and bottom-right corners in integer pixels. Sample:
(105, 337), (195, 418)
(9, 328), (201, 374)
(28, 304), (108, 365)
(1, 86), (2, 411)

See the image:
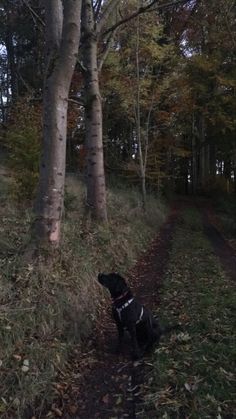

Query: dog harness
(115, 298), (144, 324)
(136, 306), (144, 325)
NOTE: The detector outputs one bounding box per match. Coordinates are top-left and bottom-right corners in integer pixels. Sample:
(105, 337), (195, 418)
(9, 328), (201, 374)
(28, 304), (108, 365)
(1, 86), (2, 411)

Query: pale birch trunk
(33, 0), (82, 247)
(80, 0), (121, 221)
(81, 0), (113, 221)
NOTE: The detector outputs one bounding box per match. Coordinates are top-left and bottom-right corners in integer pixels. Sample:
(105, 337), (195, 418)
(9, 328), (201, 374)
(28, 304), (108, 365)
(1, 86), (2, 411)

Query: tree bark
(5, 6), (18, 101)
(191, 115), (198, 194)
(33, 0), (82, 247)
(209, 142), (216, 179)
(82, 0), (107, 221)
(199, 114), (206, 189)
(135, 14), (147, 210)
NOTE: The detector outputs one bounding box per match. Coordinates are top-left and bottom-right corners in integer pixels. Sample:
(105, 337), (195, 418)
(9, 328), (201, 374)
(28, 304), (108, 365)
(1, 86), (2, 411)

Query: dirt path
(51, 202), (236, 418)
(52, 209), (179, 419)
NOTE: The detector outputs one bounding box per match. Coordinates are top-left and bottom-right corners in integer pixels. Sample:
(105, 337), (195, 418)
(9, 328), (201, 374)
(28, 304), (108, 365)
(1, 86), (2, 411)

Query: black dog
(98, 272), (164, 359)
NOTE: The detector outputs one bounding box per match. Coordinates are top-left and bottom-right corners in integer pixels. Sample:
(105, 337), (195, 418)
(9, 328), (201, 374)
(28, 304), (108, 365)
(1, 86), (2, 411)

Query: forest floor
(49, 201), (236, 419)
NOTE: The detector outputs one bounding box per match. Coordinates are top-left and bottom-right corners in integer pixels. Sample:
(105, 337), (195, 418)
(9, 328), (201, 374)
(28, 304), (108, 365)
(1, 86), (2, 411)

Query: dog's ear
(111, 272), (126, 282)
(111, 273), (128, 295)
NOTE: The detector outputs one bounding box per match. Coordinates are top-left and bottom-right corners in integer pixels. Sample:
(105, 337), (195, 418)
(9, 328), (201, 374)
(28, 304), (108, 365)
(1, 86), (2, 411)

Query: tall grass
(0, 173), (168, 418)
(213, 193), (236, 237)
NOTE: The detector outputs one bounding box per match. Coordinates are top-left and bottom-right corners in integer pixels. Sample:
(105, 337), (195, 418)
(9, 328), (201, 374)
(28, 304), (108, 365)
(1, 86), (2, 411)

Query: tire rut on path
(202, 209), (236, 281)
(58, 209), (179, 419)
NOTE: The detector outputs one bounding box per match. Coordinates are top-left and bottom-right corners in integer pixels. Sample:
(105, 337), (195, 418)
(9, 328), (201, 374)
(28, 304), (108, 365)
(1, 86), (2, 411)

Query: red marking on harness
(112, 290), (129, 302)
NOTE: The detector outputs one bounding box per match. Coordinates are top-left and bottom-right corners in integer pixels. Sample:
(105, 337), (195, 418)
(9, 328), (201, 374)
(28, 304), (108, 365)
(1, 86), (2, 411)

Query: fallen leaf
(116, 396), (122, 405)
(13, 354), (22, 361)
(0, 403), (6, 413)
(51, 405), (63, 417)
(102, 394), (109, 404)
(68, 405), (78, 414)
(184, 382), (191, 392)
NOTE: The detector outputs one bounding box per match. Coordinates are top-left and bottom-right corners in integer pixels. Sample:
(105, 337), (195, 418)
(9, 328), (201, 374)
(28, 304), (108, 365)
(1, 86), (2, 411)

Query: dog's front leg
(113, 309), (125, 353)
(128, 324), (141, 360)
(145, 315), (160, 350)
(116, 322), (125, 352)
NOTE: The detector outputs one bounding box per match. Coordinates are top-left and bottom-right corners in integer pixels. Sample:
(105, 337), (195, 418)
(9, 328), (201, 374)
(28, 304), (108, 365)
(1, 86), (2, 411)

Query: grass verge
(211, 194), (236, 251)
(144, 207), (236, 418)
(0, 173), (167, 418)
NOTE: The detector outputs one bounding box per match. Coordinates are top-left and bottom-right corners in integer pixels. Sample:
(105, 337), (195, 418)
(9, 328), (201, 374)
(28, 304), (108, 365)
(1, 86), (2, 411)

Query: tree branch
(76, 59), (87, 74)
(96, 0), (120, 34)
(98, 28), (118, 72)
(21, 0), (45, 27)
(103, 0), (192, 36)
(68, 97), (85, 107)
(94, 0), (103, 18)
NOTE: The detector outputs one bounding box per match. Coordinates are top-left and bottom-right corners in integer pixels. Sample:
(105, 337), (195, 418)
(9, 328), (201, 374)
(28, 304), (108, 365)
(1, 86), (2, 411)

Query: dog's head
(97, 272), (128, 299)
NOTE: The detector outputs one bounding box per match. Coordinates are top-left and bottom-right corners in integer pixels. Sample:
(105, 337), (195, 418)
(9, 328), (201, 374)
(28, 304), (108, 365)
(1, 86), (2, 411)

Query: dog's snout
(97, 273), (105, 283)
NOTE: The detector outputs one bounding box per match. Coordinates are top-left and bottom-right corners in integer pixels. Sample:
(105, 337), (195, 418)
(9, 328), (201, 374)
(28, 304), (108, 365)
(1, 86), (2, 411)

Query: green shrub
(2, 100), (41, 200)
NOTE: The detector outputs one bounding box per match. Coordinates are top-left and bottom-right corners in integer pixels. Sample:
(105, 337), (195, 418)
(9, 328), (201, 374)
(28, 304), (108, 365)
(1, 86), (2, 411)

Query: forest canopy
(0, 0), (235, 246)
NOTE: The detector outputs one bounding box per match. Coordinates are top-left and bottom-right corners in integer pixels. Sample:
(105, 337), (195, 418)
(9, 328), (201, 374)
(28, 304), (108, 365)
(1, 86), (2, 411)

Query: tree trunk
(33, 0), (82, 248)
(224, 157), (231, 181)
(199, 115), (206, 189)
(5, 7), (18, 101)
(135, 14), (146, 210)
(82, 0), (107, 221)
(209, 142), (216, 178)
(191, 116), (197, 194)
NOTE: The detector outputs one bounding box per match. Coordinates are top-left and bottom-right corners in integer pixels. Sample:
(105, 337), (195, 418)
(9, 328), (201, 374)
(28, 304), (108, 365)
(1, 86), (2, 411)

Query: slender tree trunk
(234, 168), (236, 194)
(135, 14), (146, 210)
(224, 157), (231, 181)
(233, 151), (236, 194)
(5, 7), (18, 101)
(199, 115), (206, 189)
(209, 142), (216, 178)
(33, 0), (82, 248)
(82, 0), (107, 221)
(191, 114), (197, 194)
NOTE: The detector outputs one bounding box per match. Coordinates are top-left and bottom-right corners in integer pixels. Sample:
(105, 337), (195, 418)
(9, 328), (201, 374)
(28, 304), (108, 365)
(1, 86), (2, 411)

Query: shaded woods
(1, 0), (235, 248)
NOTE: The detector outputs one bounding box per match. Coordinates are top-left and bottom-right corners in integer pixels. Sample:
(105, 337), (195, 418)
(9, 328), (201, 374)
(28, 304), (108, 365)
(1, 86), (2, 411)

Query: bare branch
(21, 0), (45, 27)
(98, 28), (118, 72)
(94, 0), (103, 18)
(103, 0), (192, 36)
(77, 59), (87, 73)
(96, 0), (120, 34)
(68, 97), (85, 107)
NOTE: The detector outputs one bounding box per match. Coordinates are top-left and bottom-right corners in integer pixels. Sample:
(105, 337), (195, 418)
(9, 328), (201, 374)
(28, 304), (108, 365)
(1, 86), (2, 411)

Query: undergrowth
(144, 208), (236, 418)
(0, 173), (167, 418)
